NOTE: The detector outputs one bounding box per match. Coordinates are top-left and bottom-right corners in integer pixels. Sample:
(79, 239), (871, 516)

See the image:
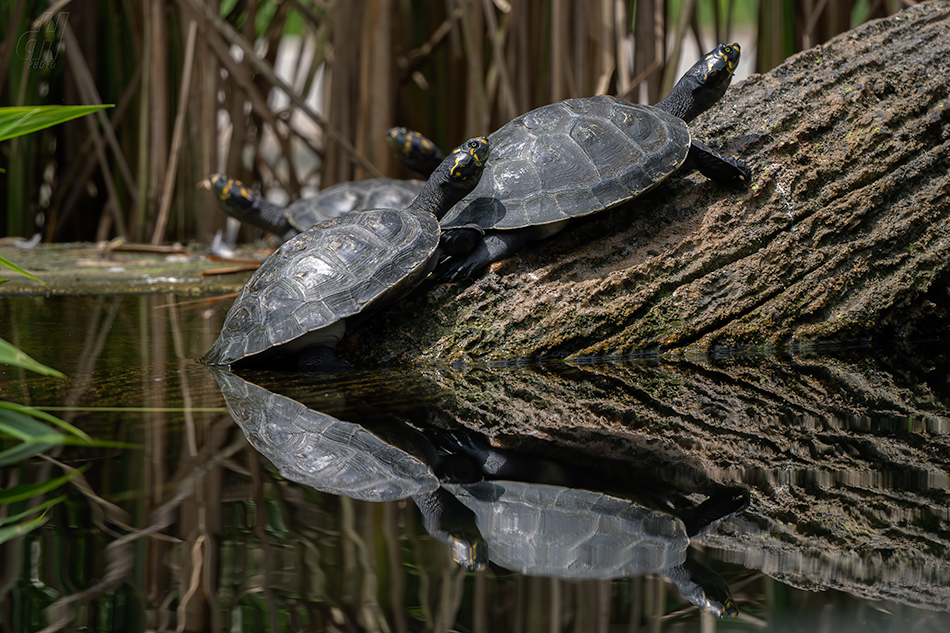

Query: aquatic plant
(0, 104), (113, 542)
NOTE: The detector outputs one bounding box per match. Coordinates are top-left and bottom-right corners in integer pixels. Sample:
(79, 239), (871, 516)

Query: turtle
(209, 367), (488, 569)
(443, 479), (750, 617)
(208, 129), (446, 240)
(429, 42), (749, 280)
(208, 174), (426, 242)
(201, 136), (490, 370)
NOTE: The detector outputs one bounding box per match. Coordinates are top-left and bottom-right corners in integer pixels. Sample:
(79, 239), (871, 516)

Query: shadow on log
(344, 2), (950, 364)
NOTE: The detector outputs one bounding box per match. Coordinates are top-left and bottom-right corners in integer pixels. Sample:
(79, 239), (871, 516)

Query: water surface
(1, 294), (948, 632)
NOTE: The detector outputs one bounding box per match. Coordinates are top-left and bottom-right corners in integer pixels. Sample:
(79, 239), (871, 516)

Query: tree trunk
(343, 1), (950, 364)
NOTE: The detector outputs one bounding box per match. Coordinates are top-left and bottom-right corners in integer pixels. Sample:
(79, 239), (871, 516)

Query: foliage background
(0, 0), (907, 245)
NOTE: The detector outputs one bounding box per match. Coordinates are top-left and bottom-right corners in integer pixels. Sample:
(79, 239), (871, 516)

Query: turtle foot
(687, 139), (751, 188)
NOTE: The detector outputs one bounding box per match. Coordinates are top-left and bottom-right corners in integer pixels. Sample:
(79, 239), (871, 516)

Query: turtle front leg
(685, 139), (751, 187)
(439, 225), (484, 257)
(436, 231), (528, 281)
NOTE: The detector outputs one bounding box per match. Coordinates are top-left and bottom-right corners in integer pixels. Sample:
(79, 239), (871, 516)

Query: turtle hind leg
(685, 139), (751, 187)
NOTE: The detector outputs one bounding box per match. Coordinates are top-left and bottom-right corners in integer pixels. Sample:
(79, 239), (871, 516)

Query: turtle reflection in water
(444, 480), (749, 618)
(209, 367), (487, 568)
(211, 368), (749, 617)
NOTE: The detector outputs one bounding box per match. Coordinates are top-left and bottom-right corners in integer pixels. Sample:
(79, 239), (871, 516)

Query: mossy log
(344, 2), (950, 364)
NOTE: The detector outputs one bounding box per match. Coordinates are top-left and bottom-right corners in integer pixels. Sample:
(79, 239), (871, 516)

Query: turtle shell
(286, 177), (425, 231)
(440, 96), (691, 231)
(444, 480), (689, 579)
(202, 207), (439, 367)
(211, 368), (439, 501)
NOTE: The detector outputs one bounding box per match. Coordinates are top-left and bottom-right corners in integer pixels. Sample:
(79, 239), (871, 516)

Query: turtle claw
(434, 257), (482, 283)
(726, 156), (752, 187)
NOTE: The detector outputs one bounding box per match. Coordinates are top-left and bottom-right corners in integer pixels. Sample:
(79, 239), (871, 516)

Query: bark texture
(344, 2), (950, 363)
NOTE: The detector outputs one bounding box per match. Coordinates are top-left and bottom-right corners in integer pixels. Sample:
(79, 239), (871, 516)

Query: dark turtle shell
(286, 177), (424, 231)
(211, 368), (439, 501)
(201, 207), (439, 367)
(440, 96), (691, 231)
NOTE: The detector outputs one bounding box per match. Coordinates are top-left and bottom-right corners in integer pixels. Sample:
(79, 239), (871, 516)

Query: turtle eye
(718, 43), (740, 73)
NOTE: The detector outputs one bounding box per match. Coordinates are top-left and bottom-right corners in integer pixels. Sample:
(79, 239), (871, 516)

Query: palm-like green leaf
(0, 470), (83, 504)
(0, 105), (113, 143)
(0, 253), (48, 288)
(0, 496), (64, 528)
(0, 511), (50, 545)
(0, 407), (64, 466)
(0, 402), (91, 441)
(0, 338), (65, 377)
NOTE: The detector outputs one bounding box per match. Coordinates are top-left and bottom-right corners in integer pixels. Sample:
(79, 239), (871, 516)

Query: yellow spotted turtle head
(421, 136), (489, 220)
(444, 136), (490, 182)
(698, 588), (740, 619)
(699, 42), (741, 87)
(387, 126), (437, 159)
(208, 173), (257, 213)
(387, 127), (447, 177)
(663, 42), (741, 123)
(448, 533), (488, 572)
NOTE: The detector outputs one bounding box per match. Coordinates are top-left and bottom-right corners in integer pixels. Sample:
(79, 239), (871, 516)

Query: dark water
(1, 294), (949, 633)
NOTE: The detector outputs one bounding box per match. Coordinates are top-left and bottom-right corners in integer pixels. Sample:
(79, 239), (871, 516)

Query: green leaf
(0, 408), (64, 466)
(0, 338), (65, 377)
(0, 253), (47, 288)
(0, 469), (83, 504)
(0, 105), (114, 143)
(0, 442), (59, 467)
(0, 510), (50, 545)
(0, 402), (91, 441)
(0, 406), (61, 441)
(0, 495), (65, 527)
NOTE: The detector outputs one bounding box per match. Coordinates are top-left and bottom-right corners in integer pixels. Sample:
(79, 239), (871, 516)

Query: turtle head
(417, 136), (489, 217)
(657, 42), (741, 123)
(445, 136), (490, 181)
(448, 533), (489, 572)
(208, 173), (258, 219)
(698, 586), (740, 618)
(387, 126), (446, 177)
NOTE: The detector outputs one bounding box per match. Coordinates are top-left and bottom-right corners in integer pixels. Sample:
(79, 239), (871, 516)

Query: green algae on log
(344, 2), (950, 363)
